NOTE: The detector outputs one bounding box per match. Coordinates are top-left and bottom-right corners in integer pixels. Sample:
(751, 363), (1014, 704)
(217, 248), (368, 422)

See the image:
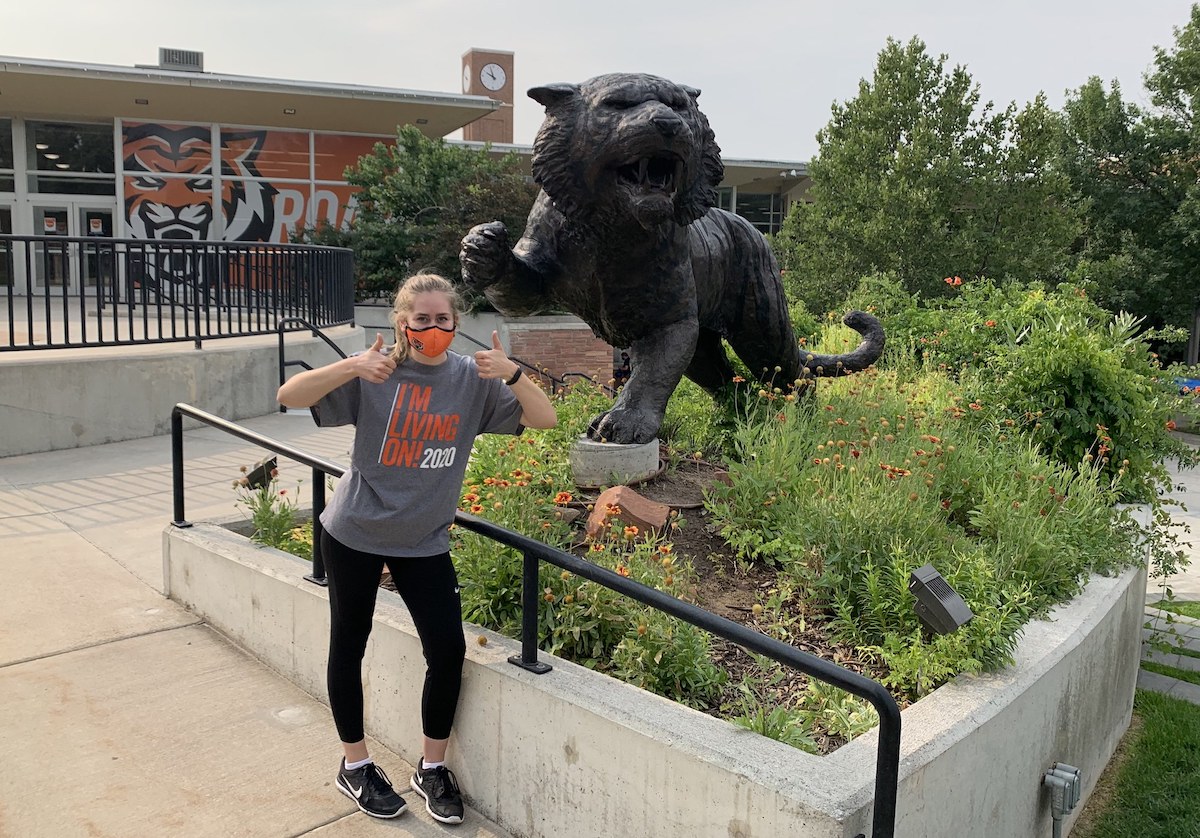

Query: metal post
(171, 408), (191, 528)
(277, 327), (288, 413)
(870, 696), (902, 838)
(192, 248), (202, 349)
(305, 467), (328, 587)
(508, 549), (552, 674)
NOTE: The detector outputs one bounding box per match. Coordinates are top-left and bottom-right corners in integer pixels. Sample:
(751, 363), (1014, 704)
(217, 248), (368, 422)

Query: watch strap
(505, 366), (523, 386)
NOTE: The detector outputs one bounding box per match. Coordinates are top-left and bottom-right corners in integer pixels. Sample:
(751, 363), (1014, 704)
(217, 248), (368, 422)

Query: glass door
(0, 204), (12, 289)
(78, 206), (114, 290)
(31, 201), (116, 291)
(32, 205), (70, 290)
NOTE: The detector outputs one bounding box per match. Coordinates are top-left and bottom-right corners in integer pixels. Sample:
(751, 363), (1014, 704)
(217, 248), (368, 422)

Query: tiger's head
(528, 73), (724, 231)
(122, 124), (276, 241)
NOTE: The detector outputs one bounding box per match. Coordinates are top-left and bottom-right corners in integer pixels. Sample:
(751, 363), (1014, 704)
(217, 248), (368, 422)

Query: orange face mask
(405, 324), (455, 358)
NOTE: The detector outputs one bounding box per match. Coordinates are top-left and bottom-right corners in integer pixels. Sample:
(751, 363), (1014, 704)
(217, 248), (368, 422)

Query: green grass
(1072, 690), (1200, 838)
(1150, 599), (1200, 620)
(1141, 661), (1200, 687)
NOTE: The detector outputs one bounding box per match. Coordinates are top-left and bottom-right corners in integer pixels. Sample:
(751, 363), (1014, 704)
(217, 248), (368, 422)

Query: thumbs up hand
(474, 330), (520, 382)
(352, 332), (397, 383)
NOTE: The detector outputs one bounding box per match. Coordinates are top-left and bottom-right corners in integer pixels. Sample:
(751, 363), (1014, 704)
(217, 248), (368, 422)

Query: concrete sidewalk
(0, 412), (514, 838)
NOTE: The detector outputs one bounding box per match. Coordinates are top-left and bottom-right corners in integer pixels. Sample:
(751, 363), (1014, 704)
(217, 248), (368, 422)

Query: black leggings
(322, 530), (466, 743)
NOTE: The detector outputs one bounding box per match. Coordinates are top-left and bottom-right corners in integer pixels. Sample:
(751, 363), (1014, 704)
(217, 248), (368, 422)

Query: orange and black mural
(121, 123), (385, 242)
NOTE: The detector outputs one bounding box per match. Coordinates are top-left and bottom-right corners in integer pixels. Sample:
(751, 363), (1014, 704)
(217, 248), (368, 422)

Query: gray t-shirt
(313, 351), (524, 556)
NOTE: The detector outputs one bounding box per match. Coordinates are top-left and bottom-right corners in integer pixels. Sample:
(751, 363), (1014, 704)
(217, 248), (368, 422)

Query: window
(734, 191), (782, 235)
(0, 119), (12, 193)
(27, 121), (115, 195)
(714, 187), (732, 212)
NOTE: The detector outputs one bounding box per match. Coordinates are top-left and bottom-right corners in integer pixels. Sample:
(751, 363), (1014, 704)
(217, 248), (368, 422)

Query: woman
(277, 272), (557, 824)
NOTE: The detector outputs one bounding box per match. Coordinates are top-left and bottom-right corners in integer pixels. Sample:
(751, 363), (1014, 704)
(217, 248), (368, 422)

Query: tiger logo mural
(122, 123), (276, 242)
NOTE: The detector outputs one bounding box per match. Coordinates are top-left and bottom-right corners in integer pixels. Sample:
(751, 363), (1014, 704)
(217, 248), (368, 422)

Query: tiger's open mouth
(616, 154), (683, 198)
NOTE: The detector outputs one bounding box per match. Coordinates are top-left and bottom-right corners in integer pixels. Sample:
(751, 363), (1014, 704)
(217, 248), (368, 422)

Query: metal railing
(1, 234), (354, 350)
(453, 329), (618, 397)
(276, 316), (350, 413)
(169, 402), (900, 837)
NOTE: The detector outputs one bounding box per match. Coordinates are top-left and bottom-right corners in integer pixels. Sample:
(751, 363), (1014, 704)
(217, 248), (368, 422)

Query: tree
(302, 125), (537, 303)
(1060, 5), (1200, 357)
(775, 37), (1080, 314)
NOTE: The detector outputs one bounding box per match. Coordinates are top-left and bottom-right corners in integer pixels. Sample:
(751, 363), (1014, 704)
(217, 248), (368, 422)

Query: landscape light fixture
(283, 107), (296, 114)
(908, 563), (974, 635)
(244, 456), (278, 491)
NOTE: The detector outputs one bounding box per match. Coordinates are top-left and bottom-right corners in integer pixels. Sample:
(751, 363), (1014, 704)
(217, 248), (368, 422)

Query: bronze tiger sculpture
(460, 72), (884, 444)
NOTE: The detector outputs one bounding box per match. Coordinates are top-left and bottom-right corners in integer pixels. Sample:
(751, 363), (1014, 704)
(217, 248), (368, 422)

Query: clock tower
(461, 48), (514, 143)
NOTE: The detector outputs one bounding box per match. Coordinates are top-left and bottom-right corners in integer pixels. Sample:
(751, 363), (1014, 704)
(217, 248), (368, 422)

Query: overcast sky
(3, 1), (1193, 160)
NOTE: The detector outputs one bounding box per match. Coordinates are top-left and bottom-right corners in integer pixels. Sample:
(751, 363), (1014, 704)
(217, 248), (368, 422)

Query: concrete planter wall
(163, 523), (1145, 838)
(0, 326), (363, 456)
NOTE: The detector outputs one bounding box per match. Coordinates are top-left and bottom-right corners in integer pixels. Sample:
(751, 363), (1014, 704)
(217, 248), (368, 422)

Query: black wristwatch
(505, 366), (523, 386)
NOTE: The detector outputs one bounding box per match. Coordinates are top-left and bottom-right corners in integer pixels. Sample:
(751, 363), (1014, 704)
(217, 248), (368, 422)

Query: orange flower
(968, 402), (982, 411)
(985, 319), (996, 328)
(732, 375), (745, 383)
(470, 504), (484, 513)
(554, 491), (573, 505)
(615, 564), (631, 577)
(658, 545), (672, 555)
(462, 493), (479, 503)
(590, 542), (606, 552)
(623, 525), (639, 539)
(1167, 420), (1178, 431)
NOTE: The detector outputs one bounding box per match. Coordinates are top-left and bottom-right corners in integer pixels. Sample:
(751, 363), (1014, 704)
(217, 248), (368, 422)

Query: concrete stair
(1139, 606), (1200, 705)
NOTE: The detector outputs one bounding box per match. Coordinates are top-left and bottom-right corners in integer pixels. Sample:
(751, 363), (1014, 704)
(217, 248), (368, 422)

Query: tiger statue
(460, 73), (885, 445)
(122, 123), (276, 242)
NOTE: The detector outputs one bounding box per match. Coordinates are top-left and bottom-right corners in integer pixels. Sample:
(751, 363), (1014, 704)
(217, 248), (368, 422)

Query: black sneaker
(410, 758), (465, 824)
(336, 759), (407, 818)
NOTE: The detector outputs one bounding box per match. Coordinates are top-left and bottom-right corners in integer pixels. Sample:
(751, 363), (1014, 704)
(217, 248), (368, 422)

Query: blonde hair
(389, 272), (463, 362)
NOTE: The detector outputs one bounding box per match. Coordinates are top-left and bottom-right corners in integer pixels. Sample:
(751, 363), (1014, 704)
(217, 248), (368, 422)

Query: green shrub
(705, 363), (1145, 700)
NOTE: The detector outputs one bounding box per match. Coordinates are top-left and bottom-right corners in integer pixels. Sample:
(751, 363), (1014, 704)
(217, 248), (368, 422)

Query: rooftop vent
(158, 48), (204, 73)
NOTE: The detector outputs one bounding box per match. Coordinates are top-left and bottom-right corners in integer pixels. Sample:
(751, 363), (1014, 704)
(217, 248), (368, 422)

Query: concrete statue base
(568, 435), (661, 489)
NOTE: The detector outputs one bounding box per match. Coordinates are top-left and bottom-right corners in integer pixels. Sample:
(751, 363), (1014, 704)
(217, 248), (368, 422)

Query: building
(0, 48), (810, 295)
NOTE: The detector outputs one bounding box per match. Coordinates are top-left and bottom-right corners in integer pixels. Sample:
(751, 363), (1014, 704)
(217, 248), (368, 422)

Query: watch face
(462, 64), (472, 93)
(480, 62), (507, 91)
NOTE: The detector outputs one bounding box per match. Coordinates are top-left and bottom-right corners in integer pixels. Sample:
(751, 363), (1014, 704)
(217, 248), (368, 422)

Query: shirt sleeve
(477, 372), (524, 436)
(312, 375), (360, 427)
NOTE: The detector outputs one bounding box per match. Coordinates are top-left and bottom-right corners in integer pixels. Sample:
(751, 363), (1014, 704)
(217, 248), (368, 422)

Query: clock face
(462, 64), (472, 93)
(480, 62), (507, 91)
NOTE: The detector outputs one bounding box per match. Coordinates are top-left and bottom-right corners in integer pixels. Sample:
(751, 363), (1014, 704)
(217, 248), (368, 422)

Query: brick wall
(504, 317), (614, 390)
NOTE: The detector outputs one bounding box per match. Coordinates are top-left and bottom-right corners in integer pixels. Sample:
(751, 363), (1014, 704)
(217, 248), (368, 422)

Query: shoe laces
(424, 764), (460, 799)
(361, 762), (395, 796)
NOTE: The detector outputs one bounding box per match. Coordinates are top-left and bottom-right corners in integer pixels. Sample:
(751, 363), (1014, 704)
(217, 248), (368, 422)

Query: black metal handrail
(168, 402), (900, 837)
(276, 316), (350, 413)
(1, 234), (354, 350)
(453, 329), (618, 397)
